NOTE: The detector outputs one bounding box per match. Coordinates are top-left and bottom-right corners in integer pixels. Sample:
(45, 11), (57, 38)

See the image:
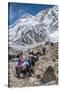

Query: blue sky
(8, 2), (54, 25)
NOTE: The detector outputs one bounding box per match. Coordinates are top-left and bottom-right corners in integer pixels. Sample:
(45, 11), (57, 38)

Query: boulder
(41, 66), (57, 83)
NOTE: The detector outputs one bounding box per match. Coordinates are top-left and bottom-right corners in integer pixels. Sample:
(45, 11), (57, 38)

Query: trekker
(42, 46), (46, 55)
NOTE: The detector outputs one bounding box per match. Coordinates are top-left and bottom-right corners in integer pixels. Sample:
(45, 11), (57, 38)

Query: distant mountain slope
(9, 6), (58, 51)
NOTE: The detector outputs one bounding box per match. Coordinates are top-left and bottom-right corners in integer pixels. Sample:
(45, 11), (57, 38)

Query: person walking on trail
(42, 46), (46, 55)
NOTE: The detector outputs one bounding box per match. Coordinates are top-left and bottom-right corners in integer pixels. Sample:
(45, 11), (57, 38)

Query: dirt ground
(8, 43), (58, 87)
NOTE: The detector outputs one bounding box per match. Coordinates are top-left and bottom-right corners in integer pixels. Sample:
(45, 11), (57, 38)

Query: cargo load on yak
(15, 50), (39, 78)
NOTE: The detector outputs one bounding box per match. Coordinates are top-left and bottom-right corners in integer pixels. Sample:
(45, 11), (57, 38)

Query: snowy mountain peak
(9, 6), (58, 51)
(21, 13), (33, 19)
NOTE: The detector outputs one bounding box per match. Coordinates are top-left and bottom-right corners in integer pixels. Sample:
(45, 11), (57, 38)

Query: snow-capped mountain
(9, 6), (58, 50)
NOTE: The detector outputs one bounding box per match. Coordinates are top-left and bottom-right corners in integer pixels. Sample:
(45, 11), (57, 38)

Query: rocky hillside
(8, 42), (58, 87)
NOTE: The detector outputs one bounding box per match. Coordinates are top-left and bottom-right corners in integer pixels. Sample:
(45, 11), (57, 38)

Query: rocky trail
(8, 43), (58, 87)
